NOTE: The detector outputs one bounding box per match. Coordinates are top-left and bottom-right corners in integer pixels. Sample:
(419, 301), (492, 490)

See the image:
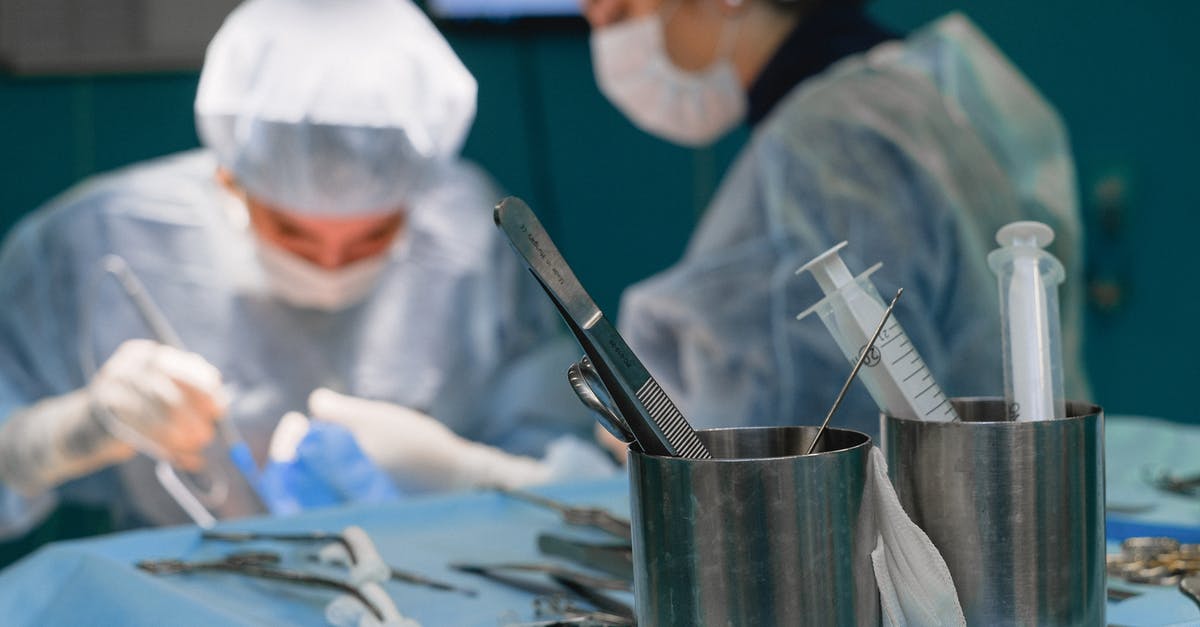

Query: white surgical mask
(590, 11), (746, 147)
(254, 239), (389, 312)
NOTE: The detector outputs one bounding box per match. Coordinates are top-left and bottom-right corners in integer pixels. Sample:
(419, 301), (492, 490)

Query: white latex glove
(0, 339), (226, 495)
(308, 388), (553, 492)
(89, 339), (227, 471)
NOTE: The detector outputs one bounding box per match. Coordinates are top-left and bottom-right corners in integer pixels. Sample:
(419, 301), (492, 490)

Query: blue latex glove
(257, 417), (401, 516)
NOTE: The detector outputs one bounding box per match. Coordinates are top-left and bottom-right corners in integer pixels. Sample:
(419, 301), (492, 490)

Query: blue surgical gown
(618, 13), (1090, 439)
(0, 150), (588, 534)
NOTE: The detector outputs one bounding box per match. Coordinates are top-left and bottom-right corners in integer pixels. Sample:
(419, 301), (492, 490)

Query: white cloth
(860, 446), (965, 627)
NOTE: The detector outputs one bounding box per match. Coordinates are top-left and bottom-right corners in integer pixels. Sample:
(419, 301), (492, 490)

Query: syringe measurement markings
(902, 368), (922, 383)
(914, 382), (937, 399)
(890, 347), (916, 365)
(878, 324), (905, 348)
(926, 398), (950, 416)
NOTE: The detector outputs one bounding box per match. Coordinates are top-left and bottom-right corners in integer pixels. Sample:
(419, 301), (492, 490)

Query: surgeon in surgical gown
(582, 0), (1090, 443)
(0, 0), (607, 537)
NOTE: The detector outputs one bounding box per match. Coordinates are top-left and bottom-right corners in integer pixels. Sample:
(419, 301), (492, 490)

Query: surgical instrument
(494, 487), (632, 541)
(451, 562), (629, 592)
(509, 597), (633, 627)
(451, 562), (633, 620)
(797, 242), (959, 422)
(987, 222), (1066, 421)
(100, 255), (260, 474)
(494, 196), (710, 459)
(807, 288), (901, 454)
(1145, 468), (1200, 498)
(203, 529), (356, 559)
(537, 534), (633, 582)
(137, 552), (385, 621)
(567, 358), (634, 447)
(202, 528), (476, 596)
(82, 255), (240, 527)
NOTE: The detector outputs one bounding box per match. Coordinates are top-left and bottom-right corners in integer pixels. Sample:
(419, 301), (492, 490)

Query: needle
(807, 288), (903, 455)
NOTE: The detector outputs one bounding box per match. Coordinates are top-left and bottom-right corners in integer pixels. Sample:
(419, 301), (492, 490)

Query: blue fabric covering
(0, 416), (1197, 625)
(0, 478), (631, 626)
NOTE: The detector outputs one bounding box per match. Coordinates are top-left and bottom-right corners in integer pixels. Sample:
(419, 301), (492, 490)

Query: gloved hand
(307, 388), (554, 493)
(0, 339), (226, 496)
(0, 336), (226, 492)
(257, 412), (401, 515)
(89, 339), (227, 471)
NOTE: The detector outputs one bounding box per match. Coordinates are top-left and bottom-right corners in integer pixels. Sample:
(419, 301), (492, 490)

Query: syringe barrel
(988, 243), (1066, 421)
(808, 274), (957, 422)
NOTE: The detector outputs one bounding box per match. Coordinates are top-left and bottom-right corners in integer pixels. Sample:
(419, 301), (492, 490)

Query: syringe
(796, 242), (958, 422)
(986, 222), (1066, 421)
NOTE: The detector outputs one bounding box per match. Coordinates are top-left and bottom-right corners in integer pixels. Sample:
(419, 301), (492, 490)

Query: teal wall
(1, 2), (1196, 421)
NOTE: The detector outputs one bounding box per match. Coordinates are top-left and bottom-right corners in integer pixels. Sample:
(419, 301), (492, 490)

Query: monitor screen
(427, 0), (580, 19)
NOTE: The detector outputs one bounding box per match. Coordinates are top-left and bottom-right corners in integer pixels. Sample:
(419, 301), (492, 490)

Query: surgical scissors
(494, 197), (709, 459)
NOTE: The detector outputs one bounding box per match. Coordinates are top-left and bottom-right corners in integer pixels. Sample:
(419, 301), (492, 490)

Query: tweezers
(137, 551), (384, 621)
(494, 197), (710, 459)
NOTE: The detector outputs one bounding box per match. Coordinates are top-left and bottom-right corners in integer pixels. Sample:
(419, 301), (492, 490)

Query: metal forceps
(202, 529), (476, 596)
(137, 551), (386, 621)
(90, 255), (253, 527)
(495, 487), (632, 541)
(494, 197), (709, 459)
(451, 562), (634, 621)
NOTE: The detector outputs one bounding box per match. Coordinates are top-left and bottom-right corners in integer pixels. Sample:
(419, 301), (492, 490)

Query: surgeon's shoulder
(11, 150), (219, 236)
(755, 54), (925, 156)
(406, 159), (507, 269)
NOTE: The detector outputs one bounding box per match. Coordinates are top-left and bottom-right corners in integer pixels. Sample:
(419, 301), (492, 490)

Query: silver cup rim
(628, 425), (873, 463)
(882, 396), (1102, 426)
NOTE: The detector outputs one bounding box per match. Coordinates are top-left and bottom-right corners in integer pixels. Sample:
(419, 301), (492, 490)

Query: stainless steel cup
(882, 398), (1105, 626)
(628, 426), (878, 626)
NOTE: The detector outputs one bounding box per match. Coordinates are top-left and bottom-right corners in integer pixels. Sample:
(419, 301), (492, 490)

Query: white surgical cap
(195, 0), (477, 215)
